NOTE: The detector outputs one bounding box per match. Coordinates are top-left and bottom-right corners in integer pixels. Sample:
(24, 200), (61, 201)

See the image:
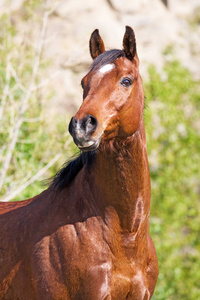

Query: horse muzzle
(69, 114), (101, 151)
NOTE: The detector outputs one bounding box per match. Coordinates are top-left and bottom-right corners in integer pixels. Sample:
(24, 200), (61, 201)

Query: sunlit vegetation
(144, 62), (200, 300)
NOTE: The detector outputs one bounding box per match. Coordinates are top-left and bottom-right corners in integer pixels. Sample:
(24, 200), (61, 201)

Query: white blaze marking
(99, 64), (115, 74)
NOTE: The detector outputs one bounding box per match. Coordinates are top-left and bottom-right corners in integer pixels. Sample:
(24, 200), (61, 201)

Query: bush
(144, 61), (200, 299)
(0, 2), (75, 201)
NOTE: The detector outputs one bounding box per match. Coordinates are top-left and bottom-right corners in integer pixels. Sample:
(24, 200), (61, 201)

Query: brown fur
(0, 27), (158, 299)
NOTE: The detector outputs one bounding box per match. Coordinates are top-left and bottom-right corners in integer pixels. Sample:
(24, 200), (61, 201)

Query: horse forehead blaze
(98, 64), (115, 74)
(86, 57), (138, 91)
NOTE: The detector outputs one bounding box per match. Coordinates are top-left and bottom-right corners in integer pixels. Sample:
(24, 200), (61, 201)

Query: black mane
(90, 49), (125, 72)
(50, 151), (96, 190)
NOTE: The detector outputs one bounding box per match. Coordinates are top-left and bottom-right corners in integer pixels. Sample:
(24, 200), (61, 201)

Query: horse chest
(32, 218), (150, 300)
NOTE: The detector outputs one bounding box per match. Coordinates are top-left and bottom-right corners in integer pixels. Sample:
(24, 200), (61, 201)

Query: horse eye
(120, 77), (132, 87)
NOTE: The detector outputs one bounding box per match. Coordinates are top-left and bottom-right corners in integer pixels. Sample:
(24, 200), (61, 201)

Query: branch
(0, 153), (61, 202)
(9, 62), (26, 92)
(0, 135), (72, 202)
(0, 0), (51, 191)
(0, 135), (73, 202)
(31, 70), (60, 91)
(0, 59), (10, 120)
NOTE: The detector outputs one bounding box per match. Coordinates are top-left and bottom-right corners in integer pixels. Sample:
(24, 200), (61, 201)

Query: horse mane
(50, 151), (96, 190)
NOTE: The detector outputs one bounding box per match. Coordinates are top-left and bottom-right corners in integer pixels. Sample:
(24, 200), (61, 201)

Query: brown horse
(0, 26), (158, 300)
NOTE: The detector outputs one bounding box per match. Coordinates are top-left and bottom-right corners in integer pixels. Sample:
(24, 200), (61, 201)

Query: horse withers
(0, 26), (158, 300)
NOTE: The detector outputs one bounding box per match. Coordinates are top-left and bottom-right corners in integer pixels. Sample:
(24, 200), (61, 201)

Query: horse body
(0, 26), (158, 299)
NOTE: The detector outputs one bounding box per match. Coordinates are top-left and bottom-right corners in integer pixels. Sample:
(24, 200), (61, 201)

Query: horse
(0, 26), (158, 300)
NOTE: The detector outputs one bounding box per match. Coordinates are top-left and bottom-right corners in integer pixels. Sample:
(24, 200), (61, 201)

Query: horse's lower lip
(78, 139), (100, 152)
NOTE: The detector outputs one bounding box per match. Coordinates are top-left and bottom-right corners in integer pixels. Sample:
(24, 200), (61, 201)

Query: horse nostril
(68, 117), (77, 136)
(84, 115), (98, 135)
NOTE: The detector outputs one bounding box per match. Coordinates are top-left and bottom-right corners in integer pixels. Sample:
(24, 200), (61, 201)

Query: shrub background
(145, 63), (200, 299)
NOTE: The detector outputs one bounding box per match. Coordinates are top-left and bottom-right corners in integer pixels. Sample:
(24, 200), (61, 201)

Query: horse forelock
(90, 49), (125, 72)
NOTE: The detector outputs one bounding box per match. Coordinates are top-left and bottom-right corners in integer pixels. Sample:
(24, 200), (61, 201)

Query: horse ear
(89, 29), (105, 60)
(123, 26), (138, 64)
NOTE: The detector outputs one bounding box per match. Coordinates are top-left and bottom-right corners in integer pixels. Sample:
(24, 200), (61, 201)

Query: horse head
(69, 26), (144, 151)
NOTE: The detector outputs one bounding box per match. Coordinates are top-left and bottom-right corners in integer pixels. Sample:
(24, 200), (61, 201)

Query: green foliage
(144, 61), (200, 299)
(0, 2), (75, 201)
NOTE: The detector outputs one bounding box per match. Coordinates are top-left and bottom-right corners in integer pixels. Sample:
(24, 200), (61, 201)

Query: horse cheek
(119, 102), (141, 137)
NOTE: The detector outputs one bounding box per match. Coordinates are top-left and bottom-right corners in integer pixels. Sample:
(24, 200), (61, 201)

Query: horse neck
(87, 119), (151, 233)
